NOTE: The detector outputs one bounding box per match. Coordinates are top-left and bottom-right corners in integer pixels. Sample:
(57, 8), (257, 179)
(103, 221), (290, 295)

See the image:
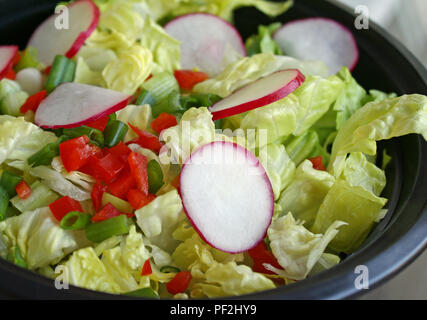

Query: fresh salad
(0, 0), (426, 299)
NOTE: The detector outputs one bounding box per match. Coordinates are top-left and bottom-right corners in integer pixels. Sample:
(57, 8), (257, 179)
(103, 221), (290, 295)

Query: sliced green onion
(183, 93), (222, 108)
(0, 185), (9, 221)
(7, 246), (28, 269)
(0, 171), (22, 197)
(214, 119), (223, 130)
(142, 72), (179, 102)
(124, 288), (159, 299)
(147, 160), (164, 194)
(104, 120), (128, 148)
(151, 91), (185, 118)
(160, 265), (180, 274)
(136, 89), (156, 106)
(45, 55), (76, 93)
(60, 211), (91, 230)
(108, 113), (117, 122)
(63, 126), (104, 147)
(85, 215), (131, 243)
(27, 135), (69, 167)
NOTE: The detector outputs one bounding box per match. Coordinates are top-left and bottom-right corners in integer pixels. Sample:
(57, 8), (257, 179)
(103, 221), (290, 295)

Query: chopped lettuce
(311, 180), (387, 253)
(194, 53), (330, 98)
(266, 213), (346, 280)
(245, 23), (282, 56)
(277, 160), (335, 227)
(329, 94), (427, 176)
(116, 104), (152, 141)
(0, 207), (88, 269)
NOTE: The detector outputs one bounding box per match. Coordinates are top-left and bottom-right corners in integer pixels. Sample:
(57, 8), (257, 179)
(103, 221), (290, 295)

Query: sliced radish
(35, 83), (131, 129)
(28, 0), (100, 67)
(273, 18), (359, 75)
(164, 13), (246, 77)
(209, 69), (305, 121)
(179, 141), (274, 253)
(0, 46), (18, 79)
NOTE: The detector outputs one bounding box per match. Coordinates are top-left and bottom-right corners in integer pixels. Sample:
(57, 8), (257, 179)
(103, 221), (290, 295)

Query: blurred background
(336, 0), (427, 299)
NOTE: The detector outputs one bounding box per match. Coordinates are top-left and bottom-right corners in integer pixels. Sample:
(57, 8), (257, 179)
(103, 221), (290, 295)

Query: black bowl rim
(0, 0), (426, 300)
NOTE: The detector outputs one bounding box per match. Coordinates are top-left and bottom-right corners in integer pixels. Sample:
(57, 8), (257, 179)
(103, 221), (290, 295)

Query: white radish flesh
(28, 0), (100, 67)
(35, 82), (131, 129)
(209, 69), (305, 121)
(164, 13), (246, 76)
(16, 68), (44, 95)
(179, 141), (274, 253)
(273, 18), (359, 75)
(0, 46), (18, 78)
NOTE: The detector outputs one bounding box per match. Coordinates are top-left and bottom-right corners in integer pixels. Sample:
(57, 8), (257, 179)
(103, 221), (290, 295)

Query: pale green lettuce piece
(240, 75), (343, 147)
(85, 29), (133, 51)
(0, 207), (88, 269)
(277, 160), (335, 227)
(116, 104), (153, 142)
(76, 46), (117, 72)
(194, 53), (330, 98)
(0, 79), (21, 101)
(340, 152), (386, 196)
(74, 57), (105, 86)
(285, 130), (325, 166)
(135, 190), (186, 252)
(245, 23), (282, 56)
(51, 157), (96, 193)
(266, 213), (346, 280)
(329, 94), (427, 176)
(312, 180), (388, 253)
(258, 142), (295, 200)
(362, 89), (397, 105)
(102, 44), (153, 95)
(309, 253), (341, 276)
(0, 116), (57, 169)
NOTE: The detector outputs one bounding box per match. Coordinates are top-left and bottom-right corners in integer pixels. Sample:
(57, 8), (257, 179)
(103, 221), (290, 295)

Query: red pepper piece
(20, 90), (47, 114)
(151, 112), (177, 135)
(85, 115), (110, 132)
(127, 123), (163, 154)
(4, 68), (16, 80)
(15, 180), (32, 200)
(91, 202), (126, 222)
(108, 142), (132, 164)
(59, 135), (93, 172)
(91, 181), (107, 212)
(308, 156), (326, 171)
(174, 70), (209, 91)
(81, 153), (125, 184)
(141, 259), (152, 276)
(126, 189), (156, 210)
(128, 152), (149, 195)
(108, 170), (136, 200)
(166, 271), (192, 295)
(248, 241), (283, 275)
(49, 196), (83, 222)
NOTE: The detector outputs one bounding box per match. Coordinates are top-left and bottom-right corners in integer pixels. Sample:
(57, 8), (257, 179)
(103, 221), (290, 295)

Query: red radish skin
(0, 46), (18, 79)
(209, 69), (305, 121)
(164, 13), (246, 76)
(34, 83), (131, 129)
(28, 0), (100, 66)
(179, 141), (274, 254)
(273, 18), (359, 74)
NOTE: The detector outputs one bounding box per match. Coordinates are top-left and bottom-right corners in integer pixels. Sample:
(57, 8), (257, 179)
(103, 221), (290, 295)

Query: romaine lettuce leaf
(277, 160), (335, 227)
(194, 53), (330, 98)
(329, 94), (427, 176)
(266, 213), (346, 280)
(0, 207), (88, 269)
(311, 180), (387, 253)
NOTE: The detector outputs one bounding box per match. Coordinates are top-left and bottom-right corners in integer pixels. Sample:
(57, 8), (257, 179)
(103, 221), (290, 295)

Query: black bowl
(0, 0), (426, 299)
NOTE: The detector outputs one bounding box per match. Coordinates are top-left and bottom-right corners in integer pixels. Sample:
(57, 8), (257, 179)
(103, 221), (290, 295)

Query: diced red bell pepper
(91, 203), (126, 222)
(85, 115), (110, 132)
(248, 241), (283, 275)
(49, 196), (83, 221)
(174, 70), (209, 91)
(108, 142), (132, 164)
(128, 152), (149, 195)
(141, 259), (152, 276)
(166, 271), (192, 295)
(151, 113), (178, 135)
(15, 180), (32, 200)
(128, 123), (163, 154)
(4, 68), (16, 80)
(59, 135), (93, 172)
(81, 153), (125, 184)
(126, 189), (156, 210)
(91, 181), (107, 212)
(20, 90), (47, 114)
(108, 170), (136, 200)
(309, 156), (326, 171)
